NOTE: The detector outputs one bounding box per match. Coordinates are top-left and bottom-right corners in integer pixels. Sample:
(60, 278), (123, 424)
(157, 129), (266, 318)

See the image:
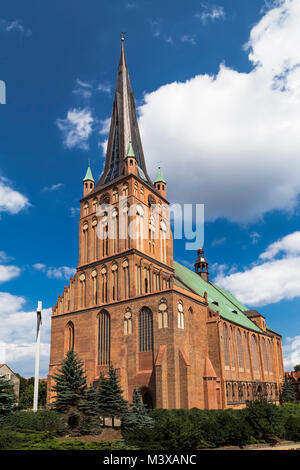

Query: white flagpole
(33, 301), (42, 412)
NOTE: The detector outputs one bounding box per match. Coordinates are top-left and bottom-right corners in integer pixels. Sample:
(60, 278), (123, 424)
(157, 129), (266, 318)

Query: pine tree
(122, 387), (154, 430)
(97, 364), (128, 427)
(294, 364), (300, 372)
(0, 375), (16, 415)
(279, 375), (296, 403)
(50, 349), (88, 418)
(78, 386), (101, 435)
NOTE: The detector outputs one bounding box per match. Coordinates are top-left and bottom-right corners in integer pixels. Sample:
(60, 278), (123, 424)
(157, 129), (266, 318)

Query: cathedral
(47, 39), (284, 409)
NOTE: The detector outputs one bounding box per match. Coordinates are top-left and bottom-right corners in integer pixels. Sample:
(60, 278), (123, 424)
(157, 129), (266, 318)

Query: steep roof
(155, 167), (166, 184)
(83, 163), (94, 182)
(174, 261), (264, 334)
(96, 39), (152, 187)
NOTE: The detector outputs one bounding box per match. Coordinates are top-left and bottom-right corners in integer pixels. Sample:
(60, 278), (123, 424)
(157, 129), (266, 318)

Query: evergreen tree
(122, 387), (154, 430)
(97, 364), (128, 427)
(78, 386), (102, 435)
(50, 349), (88, 425)
(279, 375), (296, 403)
(0, 375), (16, 414)
(294, 364), (300, 372)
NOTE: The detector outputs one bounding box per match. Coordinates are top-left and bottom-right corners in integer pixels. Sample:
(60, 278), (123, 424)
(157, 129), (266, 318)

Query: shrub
(243, 399), (285, 441)
(0, 429), (55, 450)
(197, 409), (252, 447)
(2, 409), (66, 434)
(284, 415), (300, 441)
(124, 410), (209, 450)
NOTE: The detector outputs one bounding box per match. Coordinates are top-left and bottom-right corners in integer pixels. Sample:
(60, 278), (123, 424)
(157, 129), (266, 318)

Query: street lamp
(33, 301), (42, 412)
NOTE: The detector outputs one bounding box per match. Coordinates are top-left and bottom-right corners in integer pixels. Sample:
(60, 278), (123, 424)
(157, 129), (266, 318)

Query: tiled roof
(174, 261), (265, 334)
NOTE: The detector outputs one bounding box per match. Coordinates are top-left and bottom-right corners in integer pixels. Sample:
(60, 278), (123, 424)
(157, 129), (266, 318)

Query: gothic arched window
(92, 218), (98, 260)
(251, 335), (260, 375)
(139, 307), (153, 352)
(236, 329), (244, 371)
(91, 269), (98, 304)
(122, 259), (129, 298)
(112, 263), (118, 301)
(177, 300), (184, 329)
(244, 332), (250, 372)
(229, 326), (235, 370)
(83, 222), (88, 263)
(101, 266), (107, 303)
(112, 208), (119, 253)
(66, 321), (74, 352)
(267, 340), (273, 375)
(261, 337), (268, 374)
(158, 300), (168, 328)
(79, 273), (86, 308)
(124, 309), (132, 335)
(223, 323), (230, 369)
(98, 310), (110, 365)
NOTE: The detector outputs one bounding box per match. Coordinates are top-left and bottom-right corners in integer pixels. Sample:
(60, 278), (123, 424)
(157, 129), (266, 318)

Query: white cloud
(214, 231), (300, 307)
(138, 0), (300, 223)
(195, 4), (225, 24)
(0, 265), (20, 283)
(41, 183), (64, 192)
(33, 263), (75, 280)
(149, 19), (161, 38)
(0, 18), (31, 36)
(97, 82), (111, 94)
(0, 292), (51, 377)
(211, 236), (226, 247)
(250, 232), (261, 245)
(70, 207), (80, 218)
(260, 231), (300, 260)
(56, 108), (94, 150)
(0, 176), (30, 214)
(180, 34), (196, 45)
(72, 79), (93, 100)
(283, 335), (300, 370)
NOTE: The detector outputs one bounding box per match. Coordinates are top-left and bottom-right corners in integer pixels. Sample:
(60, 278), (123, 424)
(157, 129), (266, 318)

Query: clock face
(125, 311), (132, 320)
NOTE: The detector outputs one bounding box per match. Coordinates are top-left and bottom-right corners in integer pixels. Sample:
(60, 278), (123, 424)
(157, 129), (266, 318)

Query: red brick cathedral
(47, 39), (284, 409)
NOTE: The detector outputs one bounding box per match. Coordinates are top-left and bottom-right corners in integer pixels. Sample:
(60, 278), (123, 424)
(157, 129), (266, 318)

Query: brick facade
(47, 40), (284, 409)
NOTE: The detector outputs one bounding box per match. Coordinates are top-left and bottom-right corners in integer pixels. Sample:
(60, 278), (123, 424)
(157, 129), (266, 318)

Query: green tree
(122, 388), (154, 430)
(50, 349), (88, 430)
(97, 364), (128, 427)
(78, 386), (102, 435)
(17, 376), (47, 409)
(279, 375), (296, 404)
(294, 364), (300, 372)
(0, 375), (16, 415)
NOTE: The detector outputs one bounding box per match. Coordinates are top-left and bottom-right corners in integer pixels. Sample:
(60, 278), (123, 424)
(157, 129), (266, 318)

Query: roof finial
(121, 31), (126, 42)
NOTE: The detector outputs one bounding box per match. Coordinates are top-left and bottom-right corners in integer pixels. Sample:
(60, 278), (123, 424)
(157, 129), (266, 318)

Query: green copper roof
(124, 141), (135, 159)
(83, 163), (95, 182)
(155, 167), (166, 184)
(174, 261), (264, 334)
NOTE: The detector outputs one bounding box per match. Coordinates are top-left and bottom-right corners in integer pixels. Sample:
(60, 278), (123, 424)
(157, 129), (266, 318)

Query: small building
(0, 364), (20, 401)
(285, 371), (300, 401)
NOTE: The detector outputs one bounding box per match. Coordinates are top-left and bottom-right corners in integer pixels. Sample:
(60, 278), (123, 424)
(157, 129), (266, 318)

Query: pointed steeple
(154, 167), (166, 184)
(83, 160), (95, 183)
(83, 161), (95, 196)
(96, 37), (152, 187)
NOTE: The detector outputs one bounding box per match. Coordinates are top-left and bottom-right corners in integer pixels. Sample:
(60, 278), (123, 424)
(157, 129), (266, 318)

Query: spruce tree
(97, 364), (128, 427)
(0, 375), (16, 414)
(51, 349), (88, 417)
(122, 387), (154, 430)
(279, 375), (296, 403)
(78, 386), (101, 434)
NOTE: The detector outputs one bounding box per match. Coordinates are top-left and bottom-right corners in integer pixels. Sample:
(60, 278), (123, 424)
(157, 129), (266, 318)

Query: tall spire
(96, 37), (152, 187)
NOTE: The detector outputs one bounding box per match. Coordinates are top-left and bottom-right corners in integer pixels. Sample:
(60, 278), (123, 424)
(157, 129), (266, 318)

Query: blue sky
(0, 0), (300, 377)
